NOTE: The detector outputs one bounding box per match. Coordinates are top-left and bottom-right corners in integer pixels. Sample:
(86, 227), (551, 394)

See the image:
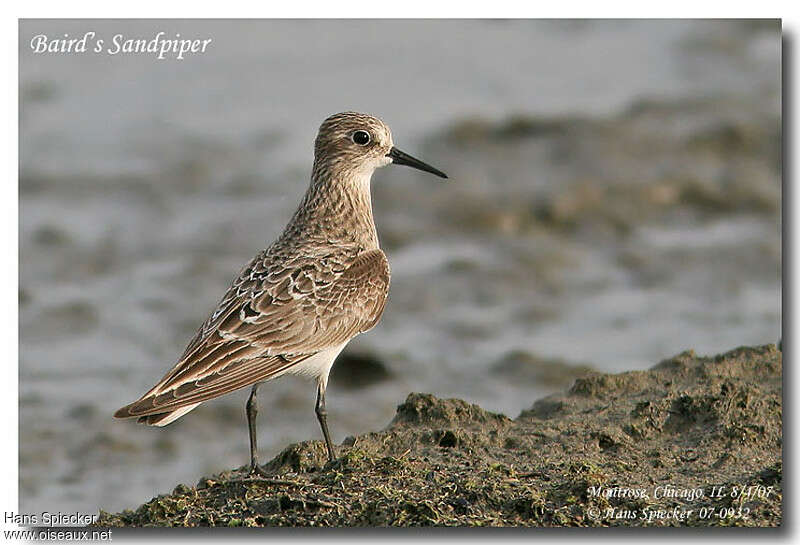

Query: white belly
(280, 342), (349, 388)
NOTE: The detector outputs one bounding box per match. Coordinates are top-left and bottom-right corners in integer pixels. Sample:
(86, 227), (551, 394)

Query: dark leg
(315, 382), (336, 462)
(246, 383), (268, 477)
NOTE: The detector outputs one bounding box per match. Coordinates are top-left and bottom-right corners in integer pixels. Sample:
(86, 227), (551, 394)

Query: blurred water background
(19, 20), (781, 515)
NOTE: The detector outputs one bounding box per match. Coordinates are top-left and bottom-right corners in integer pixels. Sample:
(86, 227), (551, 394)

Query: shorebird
(114, 112), (447, 475)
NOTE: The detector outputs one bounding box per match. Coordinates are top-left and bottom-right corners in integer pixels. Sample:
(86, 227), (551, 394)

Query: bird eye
(352, 130), (371, 145)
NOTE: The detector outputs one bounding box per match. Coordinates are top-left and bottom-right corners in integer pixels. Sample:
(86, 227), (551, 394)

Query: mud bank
(97, 344), (781, 527)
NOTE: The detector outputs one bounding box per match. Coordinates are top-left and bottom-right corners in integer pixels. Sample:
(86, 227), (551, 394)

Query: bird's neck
(284, 169), (379, 251)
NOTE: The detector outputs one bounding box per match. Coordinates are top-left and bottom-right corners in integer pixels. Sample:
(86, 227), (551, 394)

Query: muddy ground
(97, 344), (781, 527)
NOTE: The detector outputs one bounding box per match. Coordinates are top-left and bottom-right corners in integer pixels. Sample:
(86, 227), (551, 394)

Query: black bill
(387, 147), (448, 179)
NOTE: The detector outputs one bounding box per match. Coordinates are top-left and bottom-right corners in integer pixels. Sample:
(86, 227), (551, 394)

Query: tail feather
(135, 403), (201, 427)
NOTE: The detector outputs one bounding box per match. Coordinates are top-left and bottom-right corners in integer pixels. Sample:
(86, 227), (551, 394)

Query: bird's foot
(322, 445), (337, 467)
(246, 463), (270, 479)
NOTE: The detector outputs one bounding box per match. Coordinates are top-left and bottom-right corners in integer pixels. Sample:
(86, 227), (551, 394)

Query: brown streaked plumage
(114, 112), (447, 475)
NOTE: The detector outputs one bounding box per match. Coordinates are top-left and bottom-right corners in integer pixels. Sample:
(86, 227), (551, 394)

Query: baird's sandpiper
(114, 112), (447, 476)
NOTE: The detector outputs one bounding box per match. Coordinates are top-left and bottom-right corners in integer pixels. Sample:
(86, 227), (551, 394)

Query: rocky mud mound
(97, 344), (781, 527)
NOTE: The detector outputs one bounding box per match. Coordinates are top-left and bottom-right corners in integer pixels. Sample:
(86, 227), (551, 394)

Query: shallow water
(19, 20), (780, 515)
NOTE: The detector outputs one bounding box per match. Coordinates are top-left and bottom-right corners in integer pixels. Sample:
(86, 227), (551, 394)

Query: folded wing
(114, 248), (390, 419)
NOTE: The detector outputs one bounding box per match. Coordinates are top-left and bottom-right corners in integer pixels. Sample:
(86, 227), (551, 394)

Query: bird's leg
(315, 382), (336, 463)
(246, 383), (269, 477)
